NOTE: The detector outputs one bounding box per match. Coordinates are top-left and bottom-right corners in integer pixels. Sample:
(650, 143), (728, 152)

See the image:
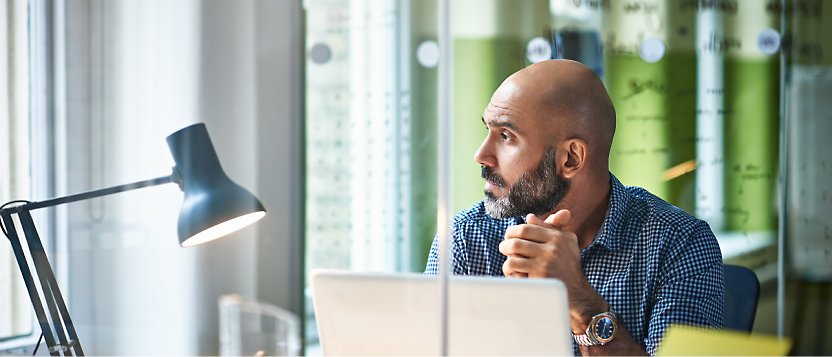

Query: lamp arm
(0, 173), (172, 356)
(11, 175), (173, 212)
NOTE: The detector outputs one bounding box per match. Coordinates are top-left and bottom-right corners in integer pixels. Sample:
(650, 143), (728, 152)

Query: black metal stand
(0, 175), (172, 356)
(2, 209), (81, 356)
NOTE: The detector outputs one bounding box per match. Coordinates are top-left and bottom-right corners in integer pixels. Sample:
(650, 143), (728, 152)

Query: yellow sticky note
(658, 325), (792, 356)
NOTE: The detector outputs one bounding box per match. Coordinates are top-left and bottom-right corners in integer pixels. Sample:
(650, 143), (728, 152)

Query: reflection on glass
(450, 0), (549, 214)
(722, 1), (779, 233)
(219, 294), (300, 356)
(602, 1), (698, 214)
(785, 0), (832, 282)
(784, 2), (832, 354)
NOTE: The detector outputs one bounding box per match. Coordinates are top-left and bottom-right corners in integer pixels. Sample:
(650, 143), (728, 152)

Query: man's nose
(474, 138), (496, 168)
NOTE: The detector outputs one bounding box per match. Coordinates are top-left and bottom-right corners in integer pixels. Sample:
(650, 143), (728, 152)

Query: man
(425, 60), (724, 356)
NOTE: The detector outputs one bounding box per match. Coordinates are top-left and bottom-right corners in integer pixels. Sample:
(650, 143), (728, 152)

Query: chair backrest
(723, 264), (760, 331)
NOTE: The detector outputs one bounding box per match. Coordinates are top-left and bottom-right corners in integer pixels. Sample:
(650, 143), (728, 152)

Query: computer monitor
(310, 269), (573, 356)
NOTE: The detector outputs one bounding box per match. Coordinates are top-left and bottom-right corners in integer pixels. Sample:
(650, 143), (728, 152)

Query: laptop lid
(310, 269), (572, 356)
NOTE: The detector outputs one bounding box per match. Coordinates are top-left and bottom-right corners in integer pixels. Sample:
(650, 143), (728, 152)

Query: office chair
(723, 264), (760, 332)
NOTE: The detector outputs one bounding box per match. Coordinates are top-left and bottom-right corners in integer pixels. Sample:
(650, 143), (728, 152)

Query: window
(2, 1), (302, 355)
(303, 0), (415, 350)
(0, 0), (36, 349)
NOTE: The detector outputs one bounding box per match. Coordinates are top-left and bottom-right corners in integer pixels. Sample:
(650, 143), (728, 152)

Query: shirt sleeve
(424, 227), (467, 275)
(425, 234), (440, 274)
(644, 221), (725, 355)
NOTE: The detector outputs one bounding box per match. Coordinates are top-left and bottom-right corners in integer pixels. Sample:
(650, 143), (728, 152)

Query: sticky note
(658, 325), (791, 356)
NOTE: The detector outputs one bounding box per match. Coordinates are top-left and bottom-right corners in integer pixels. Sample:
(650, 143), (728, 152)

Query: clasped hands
(499, 209), (581, 280)
(501, 209), (615, 336)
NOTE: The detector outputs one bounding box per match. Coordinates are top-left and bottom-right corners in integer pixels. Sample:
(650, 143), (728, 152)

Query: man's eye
(500, 132), (510, 140)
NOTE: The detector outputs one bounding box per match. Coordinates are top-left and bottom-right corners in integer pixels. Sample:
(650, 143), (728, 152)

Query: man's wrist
(570, 295), (609, 332)
(573, 309), (619, 346)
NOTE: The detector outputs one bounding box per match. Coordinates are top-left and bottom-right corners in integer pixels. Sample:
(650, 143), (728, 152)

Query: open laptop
(310, 269), (572, 356)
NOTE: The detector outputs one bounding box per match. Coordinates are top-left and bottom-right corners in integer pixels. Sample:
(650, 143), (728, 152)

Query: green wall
(606, 53), (698, 213)
(603, 0), (698, 213)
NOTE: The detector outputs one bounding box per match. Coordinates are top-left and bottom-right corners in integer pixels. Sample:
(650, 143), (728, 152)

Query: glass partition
(303, 0), (831, 354)
(304, 1), (417, 352)
(783, 1), (832, 354)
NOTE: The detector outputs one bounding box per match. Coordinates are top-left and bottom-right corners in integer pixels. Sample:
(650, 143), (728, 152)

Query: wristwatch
(573, 309), (618, 346)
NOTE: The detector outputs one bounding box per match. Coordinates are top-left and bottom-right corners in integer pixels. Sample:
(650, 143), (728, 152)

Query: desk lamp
(0, 123), (266, 356)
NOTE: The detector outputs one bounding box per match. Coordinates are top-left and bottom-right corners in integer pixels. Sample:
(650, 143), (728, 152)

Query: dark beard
(482, 147), (570, 219)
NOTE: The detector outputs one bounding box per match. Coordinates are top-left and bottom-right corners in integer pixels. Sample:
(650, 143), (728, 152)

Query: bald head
(493, 60), (616, 168)
(477, 60), (617, 235)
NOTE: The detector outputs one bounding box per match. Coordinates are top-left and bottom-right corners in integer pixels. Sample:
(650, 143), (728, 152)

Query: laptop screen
(310, 270), (572, 356)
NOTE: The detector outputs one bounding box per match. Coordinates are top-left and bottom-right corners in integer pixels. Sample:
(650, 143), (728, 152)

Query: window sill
(717, 231), (778, 283)
(717, 231), (776, 261)
(0, 332), (40, 356)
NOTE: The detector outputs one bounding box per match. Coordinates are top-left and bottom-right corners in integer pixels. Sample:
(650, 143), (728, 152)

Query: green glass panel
(410, 39), (438, 270)
(409, 0), (543, 269)
(723, 58), (779, 231)
(452, 37), (525, 214)
(605, 54), (697, 213)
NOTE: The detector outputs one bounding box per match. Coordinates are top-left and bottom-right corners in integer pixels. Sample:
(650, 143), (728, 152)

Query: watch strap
(573, 332), (596, 346)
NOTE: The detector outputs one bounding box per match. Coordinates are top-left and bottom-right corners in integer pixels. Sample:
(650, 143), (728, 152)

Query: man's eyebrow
(481, 116), (519, 131)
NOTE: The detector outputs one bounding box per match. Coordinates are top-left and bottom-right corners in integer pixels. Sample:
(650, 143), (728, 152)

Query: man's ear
(561, 138), (587, 178)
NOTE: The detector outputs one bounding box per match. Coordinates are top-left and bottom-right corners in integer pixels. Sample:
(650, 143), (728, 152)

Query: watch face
(594, 316), (616, 342)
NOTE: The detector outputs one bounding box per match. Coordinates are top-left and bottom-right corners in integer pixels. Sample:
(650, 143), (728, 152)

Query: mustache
(481, 166), (505, 187)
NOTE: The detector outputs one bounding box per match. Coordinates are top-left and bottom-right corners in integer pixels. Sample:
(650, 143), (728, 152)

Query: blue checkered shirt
(425, 174), (724, 355)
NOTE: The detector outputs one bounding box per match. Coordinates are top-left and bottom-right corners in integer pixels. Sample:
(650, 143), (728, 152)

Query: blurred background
(1, 0), (830, 355)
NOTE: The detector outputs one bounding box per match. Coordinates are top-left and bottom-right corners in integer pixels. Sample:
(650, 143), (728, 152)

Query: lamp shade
(166, 123), (266, 247)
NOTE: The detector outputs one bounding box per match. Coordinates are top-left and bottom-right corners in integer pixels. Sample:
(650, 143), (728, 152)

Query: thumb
(544, 209), (571, 227)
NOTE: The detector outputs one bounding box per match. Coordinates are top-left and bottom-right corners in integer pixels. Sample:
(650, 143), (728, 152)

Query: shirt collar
(588, 173), (630, 252)
(515, 173), (629, 252)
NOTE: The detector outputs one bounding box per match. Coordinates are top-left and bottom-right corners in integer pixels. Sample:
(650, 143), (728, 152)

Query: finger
(504, 224), (552, 243)
(545, 209), (571, 227)
(502, 256), (535, 277)
(499, 237), (540, 258)
(504, 259), (530, 278)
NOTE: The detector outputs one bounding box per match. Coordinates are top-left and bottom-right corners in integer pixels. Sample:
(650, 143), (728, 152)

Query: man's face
(481, 147), (570, 219)
(475, 80), (570, 219)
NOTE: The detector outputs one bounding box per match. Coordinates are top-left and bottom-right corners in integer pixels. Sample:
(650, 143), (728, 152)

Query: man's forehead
(484, 99), (543, 129)
(484, 99), (524, 119)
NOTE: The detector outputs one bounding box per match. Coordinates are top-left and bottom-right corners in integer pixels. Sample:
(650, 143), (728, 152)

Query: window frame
(0, 0), (64, 351)
(0, 0), (36, 348)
